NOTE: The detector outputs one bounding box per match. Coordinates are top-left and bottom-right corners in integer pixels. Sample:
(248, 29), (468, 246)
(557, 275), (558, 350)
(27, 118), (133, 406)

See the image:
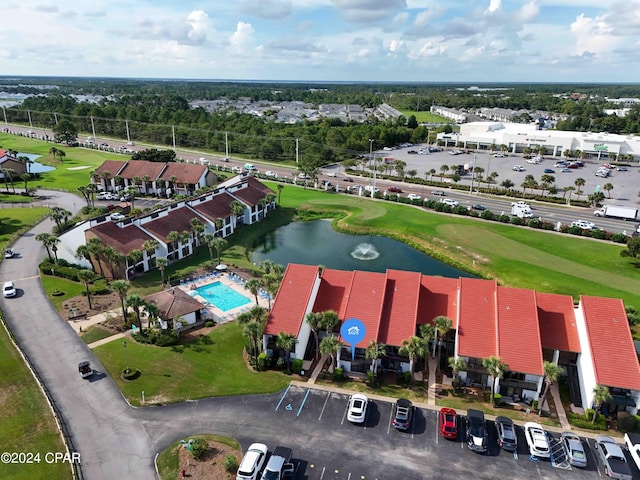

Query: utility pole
(225, 131), (229, 159)
(295, 138), (299, 165)
(172, 125), (176, 152)
(369, 139), (375, 197)
(90, 116), (96, 139)
(469, 153), (477, 193)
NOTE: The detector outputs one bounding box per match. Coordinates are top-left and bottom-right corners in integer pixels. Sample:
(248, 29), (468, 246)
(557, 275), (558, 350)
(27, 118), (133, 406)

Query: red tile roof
(418, 276), (459, 328)
(339, 270), (387, 348)
(86, 222), (154, 256)
(457, 278), (497, 361)
(92, 160), (125, 177)
(190, 192), (235, 221)
(264, 264), (319, 335)
(580, 296), (640, 390)
(160, 162), (208, 185)
(117, 160), (166, 180)
(537, 292), (581, 353)
(313, 269), (354, 317)
(145, 287), (204, 320)
(231, 177), (274, 206)
(497, 287), (543, 375)
(142, 207), (207, 243)
(378, 270), (421, 346)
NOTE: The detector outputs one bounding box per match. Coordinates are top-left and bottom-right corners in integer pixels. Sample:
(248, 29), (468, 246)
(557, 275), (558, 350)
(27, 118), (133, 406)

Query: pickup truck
(260, 446), (294, 480)
(594, 435), (633, 480)
(624, 433), (640, 470)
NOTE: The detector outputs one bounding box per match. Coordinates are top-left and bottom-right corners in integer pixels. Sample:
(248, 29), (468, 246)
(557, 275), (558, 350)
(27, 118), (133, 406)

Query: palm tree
(365, 340), (386, 379)
(50, 207), (72, 233)
(276, 332), (298, 371)
(142, 175), (151, 195)
(433, 316), (452, 369)
(482, 355), (509, 406)
(419, 323), (435, 372)
(399, 336), (425, 384)
(230, 200), (245, 229)
(142, 239), (159, 258)
(537, 361), (562, 415)
(245, 279), (262, 305)
(167, 230), (181, 261)
(189, 218), (205, 249)
(126, 294), (146, 332)
(77, 269), (96, 310)
(501, 179), (514, 191)
(574, 178), (586, 199)
(75, 244), (93, 271)
(603, 182), (614, 199)
(305, 312), (323, 360)
(243, 320), (264, 363)
(448, 357), (467, 389)
(428, 168), (436, 181)
(319, 334), (343, 372)
(592, 385), (612, 423)
(276, 184), (284, 205)
(156, 257), (168, 286)
(111, 279), (131, 324)
(87, 238), (106, 278)
(439, 164), (449, 180)
(211, 237), (227, 267)
(203, 233), (215, 262)
(20, 172), (30, 191)
(143, 302), (160, 330)
(321, 310), (340, 335)
(36, 233), (58, 262)
(214, 218), (224, 237)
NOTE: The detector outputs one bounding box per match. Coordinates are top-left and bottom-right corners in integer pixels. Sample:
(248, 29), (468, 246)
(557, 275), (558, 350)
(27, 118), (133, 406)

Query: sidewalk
(69, 308), (130, 349)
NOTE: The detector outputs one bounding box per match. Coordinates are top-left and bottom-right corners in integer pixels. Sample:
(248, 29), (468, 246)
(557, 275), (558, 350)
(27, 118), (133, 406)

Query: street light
(123, 340), (129, 372)
(369, 139), (376, 196)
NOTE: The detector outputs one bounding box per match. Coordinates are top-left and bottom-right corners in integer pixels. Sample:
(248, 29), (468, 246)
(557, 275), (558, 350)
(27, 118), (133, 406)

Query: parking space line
(318, 392), (331, 421)
(434, 411), (439, 444)
(513, 450), (518, 460)
(274, 384), (291, 412)
(320, 466), (325, 479)
(387, 405), (394, 435)
(347, 473), (351, 480)
(297, 388), (310, 417)
(341, 399), (349, 425)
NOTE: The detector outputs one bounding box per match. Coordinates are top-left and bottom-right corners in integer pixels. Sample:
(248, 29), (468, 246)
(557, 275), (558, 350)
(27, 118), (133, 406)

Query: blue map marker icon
(340, 318), (366, 361)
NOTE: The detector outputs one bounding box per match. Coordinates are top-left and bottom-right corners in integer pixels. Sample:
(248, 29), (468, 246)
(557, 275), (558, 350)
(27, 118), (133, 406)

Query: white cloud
(186, 10), (209, 45)
(570, 13), (616, 56)
(485, 0), (501, 15)
(229, 21), (255, 50)
(332, 0), (407, 23)
(240, 0), (293, 19)
(515, 1), (539, 23)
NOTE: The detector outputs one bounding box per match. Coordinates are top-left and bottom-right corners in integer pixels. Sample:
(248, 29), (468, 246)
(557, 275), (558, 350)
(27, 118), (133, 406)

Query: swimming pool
(194, 281), (251, 312)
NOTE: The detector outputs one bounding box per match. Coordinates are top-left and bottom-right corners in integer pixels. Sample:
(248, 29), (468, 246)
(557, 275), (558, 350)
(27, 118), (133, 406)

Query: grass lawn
(94, 322), (290, 405)
(80, 325), (113, 345)
(397, 109), (451, 124)
(0, 207), (51, 251)
(0, 317), (71, 480)
(0, 133), (125, 193)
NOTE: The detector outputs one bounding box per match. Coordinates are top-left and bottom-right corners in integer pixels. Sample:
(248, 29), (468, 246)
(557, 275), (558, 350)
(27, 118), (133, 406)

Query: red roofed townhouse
(56, 175), (275, 280)
(0, 148), (28, 179)
(264, 264), (640, 415)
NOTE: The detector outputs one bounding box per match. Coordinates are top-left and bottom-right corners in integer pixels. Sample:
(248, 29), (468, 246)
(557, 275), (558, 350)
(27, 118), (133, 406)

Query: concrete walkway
(307, 354), (329, 385)
(427, 355), (437, 405)
(550, 382), (571, 429)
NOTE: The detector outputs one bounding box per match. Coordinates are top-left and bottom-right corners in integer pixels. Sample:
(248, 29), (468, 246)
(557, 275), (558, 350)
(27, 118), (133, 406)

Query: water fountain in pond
(350, 243), (380, 261)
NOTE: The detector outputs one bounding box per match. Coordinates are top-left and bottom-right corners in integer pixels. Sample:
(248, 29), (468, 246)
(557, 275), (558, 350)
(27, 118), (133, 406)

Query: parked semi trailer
(594, 205), (638, 220)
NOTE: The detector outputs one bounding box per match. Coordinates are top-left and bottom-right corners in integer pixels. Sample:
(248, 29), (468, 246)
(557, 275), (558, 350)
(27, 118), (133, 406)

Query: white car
(110, 212), (126, 221)
(347, 394), (369, 424)
(232, 166), (243, 173)
(326, 171), (337, 177)
(96, 191), (114, 200)
(236, 443), (268, 480)
(493, 153), (504, 157)
(524, 422), (550, 458)
(511, 201), (530, 208)
(407, 193), (422, 201)
(513, 165), (525, 171)
(298, 173), (310, 179)
(264, 171), (278, 178)
(571, 220), (597, 230)
(528, 158), (541, 164)
(442, 198), (459, 208)
(3, 281), (16, 298)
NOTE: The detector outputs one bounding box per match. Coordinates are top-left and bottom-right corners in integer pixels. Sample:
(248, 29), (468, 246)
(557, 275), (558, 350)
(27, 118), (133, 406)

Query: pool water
(194, 281), (251, 312)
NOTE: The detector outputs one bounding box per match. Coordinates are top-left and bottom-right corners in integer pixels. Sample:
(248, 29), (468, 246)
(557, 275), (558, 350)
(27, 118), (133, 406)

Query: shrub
(617, 412), (636, 433)
(510, 216), (523, 225)
(480, 210), (495, 220)
(121, 368), (140, 380)
(276, 357), (286, 369)
(498, 214), (511, 223)
(568, 412), (607, 430)
(635, 415), (640, 432)
(189, 438), (208, 459)
(493, 393), (503, 405)
(257, 352), (271, 370)
(532, 400), (539, 411)
(611, 233), (628, 244)
(155, 331), (179, 347)
(527, 218), (543, 229)
(291, 358), (303, 375)
(222, 454), (239, 472)
(204, 320), (214, 328)
(332, 367), (344, 381)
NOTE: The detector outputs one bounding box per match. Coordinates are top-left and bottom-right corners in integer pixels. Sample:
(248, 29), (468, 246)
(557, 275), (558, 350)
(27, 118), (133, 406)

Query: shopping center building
(437, 122), (640, 159)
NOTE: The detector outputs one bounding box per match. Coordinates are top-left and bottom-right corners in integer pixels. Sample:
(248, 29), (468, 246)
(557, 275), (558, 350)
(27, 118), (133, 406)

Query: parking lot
(254, 384), (625, 480)
(370, 145), (638, 209)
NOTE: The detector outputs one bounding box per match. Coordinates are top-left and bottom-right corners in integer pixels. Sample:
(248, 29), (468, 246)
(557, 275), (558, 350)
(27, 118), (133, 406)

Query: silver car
(561, 432), (587, 468)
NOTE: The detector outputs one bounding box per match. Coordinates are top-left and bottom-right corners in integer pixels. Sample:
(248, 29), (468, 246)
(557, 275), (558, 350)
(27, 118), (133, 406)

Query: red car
(386, 186), (403, 193)
(439, 408), (458, 439)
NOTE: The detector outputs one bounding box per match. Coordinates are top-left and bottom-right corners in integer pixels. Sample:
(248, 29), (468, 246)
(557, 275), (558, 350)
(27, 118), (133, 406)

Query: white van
(244, 163), (257, 171)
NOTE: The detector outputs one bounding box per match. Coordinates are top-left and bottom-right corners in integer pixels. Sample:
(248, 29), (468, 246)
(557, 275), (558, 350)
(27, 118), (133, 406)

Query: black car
(471, 204), (487, 211)
(466, 409), (488, 453)
(495, 416), (517, 451)
(432, 190), (446, 196)
(392, 399), (414, 430)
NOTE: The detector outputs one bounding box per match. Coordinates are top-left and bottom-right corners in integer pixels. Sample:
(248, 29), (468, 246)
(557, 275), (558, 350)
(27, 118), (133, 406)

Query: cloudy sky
(1, 0), (638, 83)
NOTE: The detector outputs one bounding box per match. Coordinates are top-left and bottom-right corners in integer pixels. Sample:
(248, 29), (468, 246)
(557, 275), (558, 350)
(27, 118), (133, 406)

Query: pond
(251, 219), (475, 278)
(19, 152), (55, 174)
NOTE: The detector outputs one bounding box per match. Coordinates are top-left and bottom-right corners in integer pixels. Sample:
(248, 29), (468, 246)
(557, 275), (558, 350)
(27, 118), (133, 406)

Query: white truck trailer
(511, 204), (533, 219)
(594, 205), (638, 220)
